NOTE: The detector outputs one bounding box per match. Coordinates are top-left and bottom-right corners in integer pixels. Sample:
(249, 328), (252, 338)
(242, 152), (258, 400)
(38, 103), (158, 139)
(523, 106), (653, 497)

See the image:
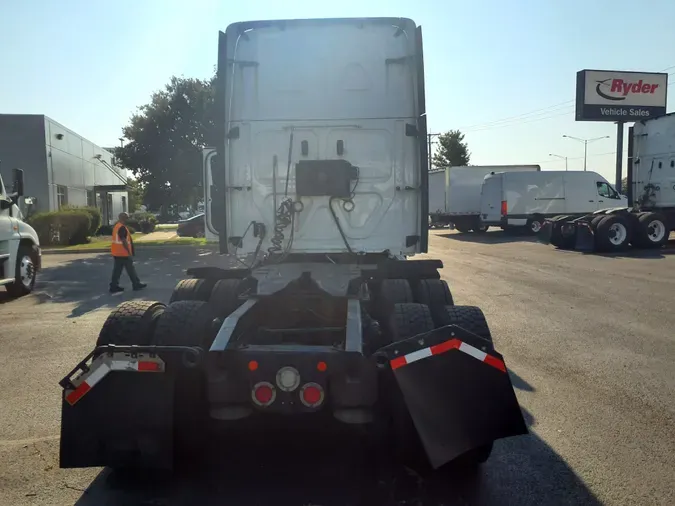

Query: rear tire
(154, 300), (218, 349)
(208, 279), (244, 318)
(526, 215), (545, 235)
(170, 278), (216, 303)
(434, 305), (492, 343)
(393, 303), (435, 340)
(633, 212), (669, 249)
(97, 300), (166, 347)
(379, 279), (414, 304)
(595, 214), (631, 252)
(454, 224), (471, 233)
(414, 279), (454, 306)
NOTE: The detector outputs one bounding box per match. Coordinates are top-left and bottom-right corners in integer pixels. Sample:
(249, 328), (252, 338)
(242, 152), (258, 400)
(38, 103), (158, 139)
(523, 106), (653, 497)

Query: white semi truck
(0, 168), (40, 297)
(543, 112), (675, 252)
(429, 165), (540, 232)
(59, 17), (526, 476)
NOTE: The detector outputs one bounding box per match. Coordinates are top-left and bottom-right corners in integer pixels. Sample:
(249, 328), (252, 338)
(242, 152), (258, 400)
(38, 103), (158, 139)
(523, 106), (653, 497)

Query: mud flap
(538, 220), (553, 244)
(574, 221), (595, 252)
(60, 372), (175, 469)
(375, 326), (528, 469)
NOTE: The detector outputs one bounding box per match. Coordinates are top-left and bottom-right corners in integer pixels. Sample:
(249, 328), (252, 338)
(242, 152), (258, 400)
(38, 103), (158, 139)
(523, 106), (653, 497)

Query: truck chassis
(59, 255), (527, 474)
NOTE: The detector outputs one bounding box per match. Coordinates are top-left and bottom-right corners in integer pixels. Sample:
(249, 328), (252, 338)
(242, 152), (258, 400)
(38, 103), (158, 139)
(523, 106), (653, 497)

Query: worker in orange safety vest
(109, 212), (147, 293)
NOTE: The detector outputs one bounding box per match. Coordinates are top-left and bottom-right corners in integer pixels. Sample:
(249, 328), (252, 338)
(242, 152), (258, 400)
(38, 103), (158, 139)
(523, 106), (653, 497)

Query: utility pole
(427, 132), (441, 172)
(549, 153), (568, 171)
(562, 134), (610, 171)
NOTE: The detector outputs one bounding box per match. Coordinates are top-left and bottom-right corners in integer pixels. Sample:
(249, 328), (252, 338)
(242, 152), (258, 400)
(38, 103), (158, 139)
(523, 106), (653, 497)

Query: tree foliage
(126, 177), (146, 213)
(114, 75), (216, 212)
(432, 130), (471, 168)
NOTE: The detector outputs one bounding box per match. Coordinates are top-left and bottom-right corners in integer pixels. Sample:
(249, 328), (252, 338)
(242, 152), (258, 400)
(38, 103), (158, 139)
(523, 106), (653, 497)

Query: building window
(57, 185), (68, 209)
(107, 194), (113, 224)
(121, 196), (127, 213)
(87, 190), (95, 208)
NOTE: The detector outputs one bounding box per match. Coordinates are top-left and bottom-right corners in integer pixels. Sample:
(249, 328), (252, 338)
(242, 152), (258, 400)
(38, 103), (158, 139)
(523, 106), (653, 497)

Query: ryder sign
(575, 70), (668, 122)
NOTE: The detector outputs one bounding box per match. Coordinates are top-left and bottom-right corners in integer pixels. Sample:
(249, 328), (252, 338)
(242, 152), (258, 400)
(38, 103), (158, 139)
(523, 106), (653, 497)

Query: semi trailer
(58, 17), (527, 475)
(0, 168), (40, 297)
(542, 112), (675, 252)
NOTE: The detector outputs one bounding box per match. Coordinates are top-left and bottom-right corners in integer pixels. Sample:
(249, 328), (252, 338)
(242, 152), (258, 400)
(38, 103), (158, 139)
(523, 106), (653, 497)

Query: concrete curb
(42, 244), (218, 255)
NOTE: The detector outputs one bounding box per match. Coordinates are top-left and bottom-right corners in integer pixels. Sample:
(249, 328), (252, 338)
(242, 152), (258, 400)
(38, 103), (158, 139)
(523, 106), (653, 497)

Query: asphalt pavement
(0, 233), (673, 506)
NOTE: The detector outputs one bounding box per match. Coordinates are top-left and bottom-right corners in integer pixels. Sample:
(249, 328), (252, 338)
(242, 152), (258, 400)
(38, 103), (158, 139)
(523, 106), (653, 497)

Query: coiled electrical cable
(267, 198), (294, 256)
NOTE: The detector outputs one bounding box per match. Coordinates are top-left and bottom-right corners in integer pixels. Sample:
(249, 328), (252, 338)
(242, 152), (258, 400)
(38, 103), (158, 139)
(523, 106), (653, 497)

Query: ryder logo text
(596, 78), (660, 101)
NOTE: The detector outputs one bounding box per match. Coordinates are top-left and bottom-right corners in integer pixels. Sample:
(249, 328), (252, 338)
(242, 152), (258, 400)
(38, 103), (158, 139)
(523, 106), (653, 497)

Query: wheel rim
(19, 255), (35, 288)
(531, 220), (542, 233)
(647, 220), (666, 242)
(608, 223), (627, 245)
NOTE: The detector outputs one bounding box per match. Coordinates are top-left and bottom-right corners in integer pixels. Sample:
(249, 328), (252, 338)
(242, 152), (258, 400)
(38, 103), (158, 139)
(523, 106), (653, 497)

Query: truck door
(0, 176), (17, 260)
(480, 174), (503, 225)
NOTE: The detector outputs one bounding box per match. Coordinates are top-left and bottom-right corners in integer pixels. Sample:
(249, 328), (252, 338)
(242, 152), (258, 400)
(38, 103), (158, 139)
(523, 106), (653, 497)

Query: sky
(1, 0), (674, 184)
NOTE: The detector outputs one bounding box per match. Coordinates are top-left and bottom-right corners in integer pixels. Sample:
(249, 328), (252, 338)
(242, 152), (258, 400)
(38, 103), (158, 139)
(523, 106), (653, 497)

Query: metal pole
(565, 157), (568, 171)
(428, 134), (433, 172)
(583, 141), (587, 171)
(615, 122), (624, 193)
(627, 125), (634, 205)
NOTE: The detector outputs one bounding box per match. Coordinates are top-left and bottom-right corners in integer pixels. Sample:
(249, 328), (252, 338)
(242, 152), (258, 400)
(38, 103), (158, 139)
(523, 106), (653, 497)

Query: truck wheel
(434, 305), (492, 343)
(5, 244), (38, 297)
(414, 279), (454, 306)
(526, 215), (545, 235)
(379, 279), (414, 304)
(97, 300), (166, 347)
(208, 279), (244, 318)
(393, 303), (434, 340)
(455, 224), (471, 233)
(595, 215), (631, 252)
(153, 301), (217, 460)
(634, 212), (669, 249)
(590, 215), (607, 230)
(170, 278), (216, 303)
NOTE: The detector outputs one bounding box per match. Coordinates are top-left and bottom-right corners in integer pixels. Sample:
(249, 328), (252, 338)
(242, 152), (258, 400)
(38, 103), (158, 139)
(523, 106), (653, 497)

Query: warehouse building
(0, 114), (128, 225)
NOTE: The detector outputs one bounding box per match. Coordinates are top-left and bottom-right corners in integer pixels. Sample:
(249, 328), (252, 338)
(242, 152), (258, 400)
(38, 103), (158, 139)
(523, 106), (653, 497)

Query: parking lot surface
(1, 233), (673, 505)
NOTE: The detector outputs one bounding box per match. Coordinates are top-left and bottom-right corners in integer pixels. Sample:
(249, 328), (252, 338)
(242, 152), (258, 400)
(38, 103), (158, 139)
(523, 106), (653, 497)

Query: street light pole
(562, 134), (610, 171)
(549, 153), (568, 171)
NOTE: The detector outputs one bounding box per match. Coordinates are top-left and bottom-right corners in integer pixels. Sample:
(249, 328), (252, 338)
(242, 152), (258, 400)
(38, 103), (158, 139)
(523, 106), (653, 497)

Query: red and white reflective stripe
(65, 357), (162, 406)
(390, 338), (506, 373)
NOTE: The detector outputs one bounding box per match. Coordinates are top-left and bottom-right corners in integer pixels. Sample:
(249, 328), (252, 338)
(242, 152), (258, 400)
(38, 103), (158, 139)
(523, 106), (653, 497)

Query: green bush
(29, 210), (92, 246)
(128, 211), (157, 234)
(62, 205), (102, 236)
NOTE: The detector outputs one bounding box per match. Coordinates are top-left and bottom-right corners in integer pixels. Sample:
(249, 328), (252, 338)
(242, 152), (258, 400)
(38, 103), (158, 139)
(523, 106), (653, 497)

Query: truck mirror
(0, 198), (12, 210)
(12, 168), (24, 197)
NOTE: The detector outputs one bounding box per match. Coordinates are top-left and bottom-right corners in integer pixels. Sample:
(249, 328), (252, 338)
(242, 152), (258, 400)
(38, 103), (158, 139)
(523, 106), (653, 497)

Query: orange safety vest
(111, 222), (131, 257)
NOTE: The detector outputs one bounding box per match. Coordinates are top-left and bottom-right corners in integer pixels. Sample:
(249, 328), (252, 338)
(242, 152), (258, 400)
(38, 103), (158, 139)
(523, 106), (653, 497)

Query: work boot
(109, 286), (124, 294)
(133, 283), (147, 291)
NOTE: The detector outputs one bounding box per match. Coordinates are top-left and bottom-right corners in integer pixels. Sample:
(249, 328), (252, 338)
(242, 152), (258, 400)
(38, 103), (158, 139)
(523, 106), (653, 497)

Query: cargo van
(480, 170), (627, 233)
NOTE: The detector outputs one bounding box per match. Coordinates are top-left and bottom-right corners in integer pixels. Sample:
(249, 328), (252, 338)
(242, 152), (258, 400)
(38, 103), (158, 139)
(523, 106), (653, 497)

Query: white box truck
(428, 169), (447, 228)
(543, 112), (675, 252)
(481, 170), (627, 234)
(434, 165), (540, 233)
(0, 168), (40, 297)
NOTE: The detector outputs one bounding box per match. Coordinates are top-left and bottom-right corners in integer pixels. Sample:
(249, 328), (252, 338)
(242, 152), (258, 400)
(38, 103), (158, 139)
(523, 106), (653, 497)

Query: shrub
(29, 210), (91, 246)
(61, 205), (102, 236)
(128, 211), (157, 234)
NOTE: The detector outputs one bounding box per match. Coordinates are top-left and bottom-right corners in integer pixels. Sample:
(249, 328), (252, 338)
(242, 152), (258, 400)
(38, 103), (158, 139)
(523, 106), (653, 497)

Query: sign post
(615, 122), (624, 194)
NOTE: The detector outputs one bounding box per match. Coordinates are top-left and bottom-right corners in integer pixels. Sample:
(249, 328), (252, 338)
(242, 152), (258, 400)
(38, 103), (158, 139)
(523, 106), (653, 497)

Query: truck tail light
(500, 200), (507, 216)
(252, 381), (276, 407)
(299, 382), (324, 408)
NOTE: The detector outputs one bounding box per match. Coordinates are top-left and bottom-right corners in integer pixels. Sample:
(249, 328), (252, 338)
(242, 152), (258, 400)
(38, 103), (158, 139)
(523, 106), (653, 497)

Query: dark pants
(110, 256), (141, 289)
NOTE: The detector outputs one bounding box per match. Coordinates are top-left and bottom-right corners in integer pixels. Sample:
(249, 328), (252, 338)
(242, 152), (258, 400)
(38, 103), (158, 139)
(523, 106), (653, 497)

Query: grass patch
(156, 223), (179, 231)
(43, 234), (208, 250)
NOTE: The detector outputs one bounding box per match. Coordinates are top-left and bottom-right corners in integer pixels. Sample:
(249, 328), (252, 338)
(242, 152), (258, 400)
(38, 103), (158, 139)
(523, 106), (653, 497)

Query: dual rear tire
(591, 211), (669, 252)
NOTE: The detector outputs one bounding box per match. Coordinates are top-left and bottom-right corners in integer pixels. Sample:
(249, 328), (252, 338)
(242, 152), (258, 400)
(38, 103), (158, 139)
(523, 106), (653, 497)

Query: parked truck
(58, 17), (527, 476)
(431, 165), (540, 232)
(542, 112), (675, 252)
(481, 170), (627, 234)
(0, 168), (40, 297)
(428, 169), (447, 228)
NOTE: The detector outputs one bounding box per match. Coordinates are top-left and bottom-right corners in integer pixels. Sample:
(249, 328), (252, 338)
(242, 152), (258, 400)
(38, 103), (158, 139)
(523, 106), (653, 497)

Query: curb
(42, 244), (218, 255)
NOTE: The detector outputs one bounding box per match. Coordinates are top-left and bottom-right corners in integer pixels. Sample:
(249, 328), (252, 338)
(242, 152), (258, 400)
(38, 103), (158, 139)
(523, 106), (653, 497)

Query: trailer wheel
(208, 279), (244, 318)
(379, 279), (414, 304)
(414, 279), (454, 308)
(434, 305), (492, 343)
(97, 300), (166, 347)
(393, 303), (434, 340)
(634, 212), (669, 248)
(5, 243), (38, 297)
(595, 214), (631, 252)
(170, 278), (216, 303)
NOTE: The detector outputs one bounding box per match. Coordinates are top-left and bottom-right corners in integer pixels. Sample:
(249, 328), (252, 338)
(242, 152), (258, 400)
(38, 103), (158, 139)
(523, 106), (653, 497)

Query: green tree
(432, 130), (471, 168)
(126, 177), (146, 213)
(114, 75), (216, 212)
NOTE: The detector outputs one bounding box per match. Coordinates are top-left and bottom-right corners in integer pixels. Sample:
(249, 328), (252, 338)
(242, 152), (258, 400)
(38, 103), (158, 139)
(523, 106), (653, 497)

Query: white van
(480, 170), (628, 233)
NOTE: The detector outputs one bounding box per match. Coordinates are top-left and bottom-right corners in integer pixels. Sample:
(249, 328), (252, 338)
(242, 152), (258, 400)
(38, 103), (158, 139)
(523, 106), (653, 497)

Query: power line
(457, 100), (574, 131)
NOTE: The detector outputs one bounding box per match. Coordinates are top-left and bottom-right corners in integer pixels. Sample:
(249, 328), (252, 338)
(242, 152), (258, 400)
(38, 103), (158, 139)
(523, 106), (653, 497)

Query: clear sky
(2, 0), (674, 183)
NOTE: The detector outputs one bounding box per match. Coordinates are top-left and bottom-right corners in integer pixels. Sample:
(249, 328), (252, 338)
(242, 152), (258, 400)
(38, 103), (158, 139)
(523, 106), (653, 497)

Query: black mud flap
(574, 221), (595, 252)
(375, 326), (528, 469)
(538, 220), (553, 244)
(59, 346), (201, 470)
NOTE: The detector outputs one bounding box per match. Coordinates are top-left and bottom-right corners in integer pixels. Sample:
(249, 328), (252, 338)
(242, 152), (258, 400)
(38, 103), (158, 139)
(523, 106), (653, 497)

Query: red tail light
(252, 382), (276, 407)
(299, 382), (324, 408)
(500, 200), (507, 216)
